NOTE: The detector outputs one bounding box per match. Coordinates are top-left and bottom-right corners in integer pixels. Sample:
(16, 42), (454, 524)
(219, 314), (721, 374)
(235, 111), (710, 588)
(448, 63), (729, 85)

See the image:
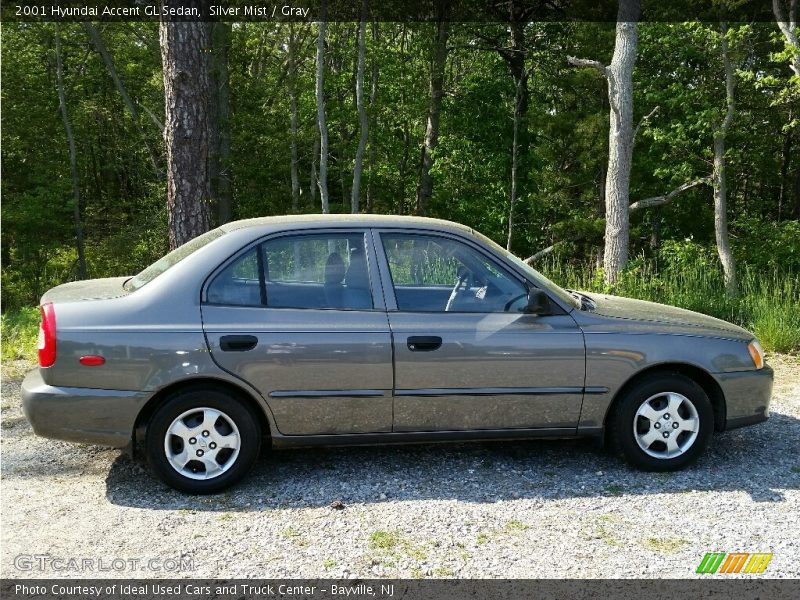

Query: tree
(287, 22), (302, 213)
(315, 2), (330, 213)
(83, 23), (162, 177)
(569, 0), (641, 284)
(159, 21), (213, 249)
(415, 1), (450, 216)
(351, 0), (369, 214)
(773, 0), (800, 77)
(209, 22), (232, 224)
(712, 21), (738, 295)
(366, 20), (379, 213)
(55, 23), (87, 279)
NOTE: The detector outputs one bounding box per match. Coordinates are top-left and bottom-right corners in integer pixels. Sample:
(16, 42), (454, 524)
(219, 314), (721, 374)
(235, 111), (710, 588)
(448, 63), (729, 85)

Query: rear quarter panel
(39, 226), (267, 396)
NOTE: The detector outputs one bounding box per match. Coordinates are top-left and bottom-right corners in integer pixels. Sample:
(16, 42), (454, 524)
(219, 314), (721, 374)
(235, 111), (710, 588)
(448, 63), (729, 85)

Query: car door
(201, 229), (393, 436)
(375, 230), (586, 432)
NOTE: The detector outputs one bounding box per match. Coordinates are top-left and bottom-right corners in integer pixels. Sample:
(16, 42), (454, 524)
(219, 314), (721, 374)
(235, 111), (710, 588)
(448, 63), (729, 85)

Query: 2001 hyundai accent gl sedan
(22, 215), (773, 493)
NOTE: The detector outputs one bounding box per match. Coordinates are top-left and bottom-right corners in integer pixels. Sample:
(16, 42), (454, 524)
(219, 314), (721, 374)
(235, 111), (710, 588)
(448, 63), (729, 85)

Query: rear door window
(206, 233), (373, 310)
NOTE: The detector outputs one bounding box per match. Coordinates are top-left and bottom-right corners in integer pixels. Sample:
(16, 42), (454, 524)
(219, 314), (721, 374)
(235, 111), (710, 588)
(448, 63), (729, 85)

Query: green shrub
(1, 306), (40, 364)
(538, 251), (800, 354)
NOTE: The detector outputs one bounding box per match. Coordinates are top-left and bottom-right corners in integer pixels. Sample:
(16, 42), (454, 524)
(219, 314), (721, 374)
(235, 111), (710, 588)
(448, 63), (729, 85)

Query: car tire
(609, 373), (714, 471)
(146, 387), (261, 493)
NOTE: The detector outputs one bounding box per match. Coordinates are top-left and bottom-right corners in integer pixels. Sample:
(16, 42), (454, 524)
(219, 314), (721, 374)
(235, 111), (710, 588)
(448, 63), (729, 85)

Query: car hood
(40, 276), (130, 304)
(579, 291), (753, 340)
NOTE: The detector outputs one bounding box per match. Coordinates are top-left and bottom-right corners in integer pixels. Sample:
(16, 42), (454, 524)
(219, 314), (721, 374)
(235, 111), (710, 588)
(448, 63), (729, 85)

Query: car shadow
(104, 410), (800, 511)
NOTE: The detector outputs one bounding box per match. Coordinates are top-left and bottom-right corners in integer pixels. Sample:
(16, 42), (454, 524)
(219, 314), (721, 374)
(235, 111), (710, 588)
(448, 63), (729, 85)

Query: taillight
(38, 303), (56, 367)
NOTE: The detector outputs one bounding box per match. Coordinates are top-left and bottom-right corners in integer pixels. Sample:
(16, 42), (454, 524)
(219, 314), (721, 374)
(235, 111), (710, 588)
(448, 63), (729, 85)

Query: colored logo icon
(696, 552), (773, 574)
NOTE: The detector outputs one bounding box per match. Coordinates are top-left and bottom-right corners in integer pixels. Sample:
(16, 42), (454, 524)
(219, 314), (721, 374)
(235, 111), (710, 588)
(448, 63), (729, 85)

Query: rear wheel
(146, 388), (261, 493)
(610, 373), (713, 471)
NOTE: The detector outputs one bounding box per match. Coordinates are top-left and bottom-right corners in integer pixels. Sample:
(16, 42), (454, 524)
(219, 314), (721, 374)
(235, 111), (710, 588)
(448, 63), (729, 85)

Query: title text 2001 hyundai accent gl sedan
(22, 215), (773, 493)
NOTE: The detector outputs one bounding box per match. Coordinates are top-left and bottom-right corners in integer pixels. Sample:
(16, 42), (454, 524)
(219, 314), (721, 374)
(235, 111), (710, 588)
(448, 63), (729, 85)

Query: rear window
(124, 228), (225, 292)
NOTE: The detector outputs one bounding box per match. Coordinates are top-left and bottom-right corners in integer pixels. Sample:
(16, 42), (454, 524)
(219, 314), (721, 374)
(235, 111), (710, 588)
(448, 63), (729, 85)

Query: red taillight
(38, 303), (56, 367)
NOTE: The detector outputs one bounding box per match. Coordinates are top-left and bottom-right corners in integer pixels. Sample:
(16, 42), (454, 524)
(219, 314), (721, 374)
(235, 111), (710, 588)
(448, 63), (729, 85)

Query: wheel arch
(133, 377), (273, 450)
(602, 363), (726, 443)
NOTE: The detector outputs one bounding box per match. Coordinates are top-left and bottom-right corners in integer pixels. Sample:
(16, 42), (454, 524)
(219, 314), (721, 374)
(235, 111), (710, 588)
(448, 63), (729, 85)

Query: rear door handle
(220, 335), (258, 352)
(407, 336), (442, 352)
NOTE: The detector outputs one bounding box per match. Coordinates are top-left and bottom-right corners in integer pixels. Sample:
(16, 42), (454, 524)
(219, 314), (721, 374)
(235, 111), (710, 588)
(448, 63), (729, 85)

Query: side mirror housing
(525, 288), (552, 315)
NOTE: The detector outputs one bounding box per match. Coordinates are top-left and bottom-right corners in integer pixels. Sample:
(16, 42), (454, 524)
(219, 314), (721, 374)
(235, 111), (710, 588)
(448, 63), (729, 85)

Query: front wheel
(610, 373), (714, 471)
(146, 388), (261, 493)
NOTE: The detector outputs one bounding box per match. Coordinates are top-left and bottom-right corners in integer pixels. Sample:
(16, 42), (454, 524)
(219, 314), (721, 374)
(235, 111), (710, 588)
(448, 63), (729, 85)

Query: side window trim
(202, 228), (385, 311)
(373, 229), (529, 313)
(255, 244), (267, 306)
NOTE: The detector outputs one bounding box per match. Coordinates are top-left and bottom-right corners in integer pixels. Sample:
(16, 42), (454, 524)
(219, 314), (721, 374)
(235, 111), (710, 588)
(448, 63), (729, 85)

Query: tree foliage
(2, 20), (799, 310)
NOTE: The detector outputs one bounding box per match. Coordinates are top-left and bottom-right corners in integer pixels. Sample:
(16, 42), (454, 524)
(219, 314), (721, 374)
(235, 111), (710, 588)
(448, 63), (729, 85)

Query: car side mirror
(525, 288), (552, 315)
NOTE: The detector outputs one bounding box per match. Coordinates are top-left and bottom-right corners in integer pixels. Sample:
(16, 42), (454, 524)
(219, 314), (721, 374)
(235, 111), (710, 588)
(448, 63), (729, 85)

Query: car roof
(220, 213), (474, 236)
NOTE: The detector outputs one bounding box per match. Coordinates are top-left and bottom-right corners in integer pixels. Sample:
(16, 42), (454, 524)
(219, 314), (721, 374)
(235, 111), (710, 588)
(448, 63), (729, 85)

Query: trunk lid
(40, 277), (130, 305)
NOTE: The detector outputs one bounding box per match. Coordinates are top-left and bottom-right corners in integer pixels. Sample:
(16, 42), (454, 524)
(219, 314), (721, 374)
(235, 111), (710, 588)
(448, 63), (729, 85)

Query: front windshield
(471, 230), (580, 310)
(124, 228), (225, 292)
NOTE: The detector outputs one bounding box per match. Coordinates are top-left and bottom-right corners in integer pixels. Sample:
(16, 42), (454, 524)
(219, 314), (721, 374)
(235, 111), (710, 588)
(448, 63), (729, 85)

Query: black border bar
(1, 0), (782, 23)
(3, 579), (800, 600)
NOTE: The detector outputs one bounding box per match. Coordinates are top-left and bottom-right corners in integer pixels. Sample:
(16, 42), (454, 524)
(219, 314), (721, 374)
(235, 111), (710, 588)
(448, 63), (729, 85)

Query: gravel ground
(1, 355), (798, 579)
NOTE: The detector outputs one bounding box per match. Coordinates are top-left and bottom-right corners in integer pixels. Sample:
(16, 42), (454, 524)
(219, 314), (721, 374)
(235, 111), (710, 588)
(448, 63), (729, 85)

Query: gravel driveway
(2, 356), (798, 579)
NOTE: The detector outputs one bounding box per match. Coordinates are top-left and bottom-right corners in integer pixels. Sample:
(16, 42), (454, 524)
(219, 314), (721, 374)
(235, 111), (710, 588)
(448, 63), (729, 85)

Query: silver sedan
(22, 215), (773, 493)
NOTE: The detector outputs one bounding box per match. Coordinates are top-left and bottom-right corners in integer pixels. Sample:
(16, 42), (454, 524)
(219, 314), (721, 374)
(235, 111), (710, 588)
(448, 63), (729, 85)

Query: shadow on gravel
(104, 410), (800, 511)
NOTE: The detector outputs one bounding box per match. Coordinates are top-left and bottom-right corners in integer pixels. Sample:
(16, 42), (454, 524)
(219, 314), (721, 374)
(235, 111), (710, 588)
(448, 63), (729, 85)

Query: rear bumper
(714, 365), (773, 431)
(21, 369), (147, 448)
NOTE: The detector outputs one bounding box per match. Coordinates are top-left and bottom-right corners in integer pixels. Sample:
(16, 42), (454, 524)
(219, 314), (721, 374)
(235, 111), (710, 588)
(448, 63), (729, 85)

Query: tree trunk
(713, 21), (738, 296)
(399, 124), (411, 215)
(159, 21), (213, 250)
(55, 23), (88, 279)
(794, 164), (800, 218)
(603, 0), (639, 284)
(366, 21), (379, 214)
(567, 0), (640, 285)
(351, 0), (369, 214)
(415, 4), (450, 216)
(209, 22), (232, 224)
(779, 124), (792, 220)
(315, 2), (330, 214)
(650, 207), (662, 250)
(83, 22), (161, 177)
(288, 23), (301, 213)
(505, 19), (530, 251)
(310, 135), (319, 209)
(507, 73), (524, 251)
(773, 0), (800, 77)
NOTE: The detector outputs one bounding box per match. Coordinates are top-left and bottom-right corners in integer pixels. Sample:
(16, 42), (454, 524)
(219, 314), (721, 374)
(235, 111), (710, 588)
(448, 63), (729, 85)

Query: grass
(1, 307), (39, 376)
(369, 530), (401, 550)
(604, 484), (625, 496)
(504, 519), (530, 532)
(539, 258), (800, 353)
(643, 537), (689, 554)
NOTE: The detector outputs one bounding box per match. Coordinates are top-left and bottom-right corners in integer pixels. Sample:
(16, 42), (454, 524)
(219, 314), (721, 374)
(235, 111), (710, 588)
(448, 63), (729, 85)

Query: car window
(125, 228), (225, 292)
(206, 233), (373, 310)
(381, 234), (528, 313)
(471, 229), (580, 310)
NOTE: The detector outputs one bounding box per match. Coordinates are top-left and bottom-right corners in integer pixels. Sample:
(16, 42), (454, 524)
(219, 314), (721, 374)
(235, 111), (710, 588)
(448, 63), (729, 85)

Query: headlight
(747, 339), (765, 370)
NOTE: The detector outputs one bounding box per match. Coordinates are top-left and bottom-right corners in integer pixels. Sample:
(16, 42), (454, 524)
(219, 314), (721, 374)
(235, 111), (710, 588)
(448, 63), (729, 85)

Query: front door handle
(220, 335), (258, 352)
(407, 336), (442, 352)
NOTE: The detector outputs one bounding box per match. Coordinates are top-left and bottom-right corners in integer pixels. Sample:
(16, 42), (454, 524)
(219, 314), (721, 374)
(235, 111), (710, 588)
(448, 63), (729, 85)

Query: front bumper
(714, 364), (774, 430)
(21, 369), (148, 448)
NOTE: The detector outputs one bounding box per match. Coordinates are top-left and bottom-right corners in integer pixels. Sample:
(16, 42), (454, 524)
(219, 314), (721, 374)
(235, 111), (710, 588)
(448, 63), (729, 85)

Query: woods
(2, 13), (799, 352)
